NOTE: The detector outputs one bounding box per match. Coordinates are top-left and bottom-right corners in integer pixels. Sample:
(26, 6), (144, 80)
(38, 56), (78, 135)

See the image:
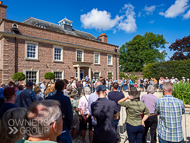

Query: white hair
(85, 87), (91, 95)
(147, 85), (155, 94)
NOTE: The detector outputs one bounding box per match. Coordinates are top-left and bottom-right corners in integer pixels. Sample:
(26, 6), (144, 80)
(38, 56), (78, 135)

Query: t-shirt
(91, 97), (117, 142)
(108, 91), (125, 112)
(78, 94), (90, 115)
(0, 103), (16, 119)
(71, 99), (78, 115)
(16, 139), (57, 143)
(0, 87), (4, 98)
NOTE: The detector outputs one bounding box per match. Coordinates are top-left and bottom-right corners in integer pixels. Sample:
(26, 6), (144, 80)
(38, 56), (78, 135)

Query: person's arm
(113, 102), (118, 120)
(142, 106), (150, 126)
(118, 96), (133, 103)
(31, 91), (36, 102)
(140, 95), (144, 102)
(154, 100), (160, 115)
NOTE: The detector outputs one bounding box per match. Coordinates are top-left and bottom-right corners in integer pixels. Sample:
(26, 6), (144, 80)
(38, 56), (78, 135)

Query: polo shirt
(108, 91), (125, 112)
(91, 97), (117, 142)
(0, 103), (16, 119)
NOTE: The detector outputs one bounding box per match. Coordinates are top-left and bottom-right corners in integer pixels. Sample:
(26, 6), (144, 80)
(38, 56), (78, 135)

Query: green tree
(119, 72), (125, 79)
(12, 72), (25, 81)
(44, 72), (55, 81)
(119, 32), (167, 72)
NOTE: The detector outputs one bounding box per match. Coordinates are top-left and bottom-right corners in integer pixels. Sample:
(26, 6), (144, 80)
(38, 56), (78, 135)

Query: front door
(76, 69), (84, 80)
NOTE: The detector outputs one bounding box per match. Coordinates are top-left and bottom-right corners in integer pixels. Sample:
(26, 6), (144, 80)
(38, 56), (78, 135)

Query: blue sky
(3, 0), (190, 60)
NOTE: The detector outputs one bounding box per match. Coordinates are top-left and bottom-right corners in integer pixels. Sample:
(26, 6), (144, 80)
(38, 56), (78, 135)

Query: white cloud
(149, 20), (155, 24)
(80, 8), (123, 31)
(138, 12), (141, 17)
(159, 0), (189, 18)
(80, 4), (137, 33)
(144, 5), (156, 15)
(118, 4), (137, 33)
(183, 9), (190, 19)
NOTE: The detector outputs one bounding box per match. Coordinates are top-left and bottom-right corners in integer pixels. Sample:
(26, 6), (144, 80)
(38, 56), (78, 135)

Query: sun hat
(67, 85), (72, 91)
(128, 87), (141, 99)
(69, 90), (78, 96)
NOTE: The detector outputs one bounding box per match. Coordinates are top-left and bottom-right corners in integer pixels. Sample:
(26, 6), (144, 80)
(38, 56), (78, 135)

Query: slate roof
(22, 17), (102, 41)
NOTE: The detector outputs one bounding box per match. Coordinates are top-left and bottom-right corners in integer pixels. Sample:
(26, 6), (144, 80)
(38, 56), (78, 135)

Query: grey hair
(85, 87), (91, 95)
(25, 100), (61, 138)
(147, 85), (155, 94)
(163, 82), (174, 93)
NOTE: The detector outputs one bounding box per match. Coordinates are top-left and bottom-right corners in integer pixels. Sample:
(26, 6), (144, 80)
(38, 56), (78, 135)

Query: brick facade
(0, 2), (119, 84)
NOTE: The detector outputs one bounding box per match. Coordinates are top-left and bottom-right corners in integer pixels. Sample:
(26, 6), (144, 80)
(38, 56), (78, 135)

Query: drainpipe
(14, 37), (18, 73)
(115, 47), (118, 80)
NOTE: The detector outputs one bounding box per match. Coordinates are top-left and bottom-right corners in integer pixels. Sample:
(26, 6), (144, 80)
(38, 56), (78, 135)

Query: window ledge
(108, 65), (113, 67)
(25, 58), (40, 62)
(53, 60), (64, 63)
(94, 64), (101, 66)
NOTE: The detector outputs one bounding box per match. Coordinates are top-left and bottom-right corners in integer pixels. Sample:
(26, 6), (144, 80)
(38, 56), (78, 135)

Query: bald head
(95, 81), (102, 89)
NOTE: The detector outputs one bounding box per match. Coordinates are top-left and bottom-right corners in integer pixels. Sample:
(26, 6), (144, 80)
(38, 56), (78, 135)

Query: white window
(54, 72), (63, 80)
(25, 71), (37, 84)
(25, 41), (38, 60)
(76, 50), (83, 62)
(108, 54), (112, 65)
(94, 52), (100, 64)
(53, 46), (63, 61)
(94, 72), (100, 80)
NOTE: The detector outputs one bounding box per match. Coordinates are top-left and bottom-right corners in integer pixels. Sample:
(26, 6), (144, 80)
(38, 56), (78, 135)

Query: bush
(44, 72), (55, 80)
(119, 72), (125, 79)
(12, 72), (25, 81)
(173, 82), (190, 105)
(143, 59), (190, 80)
(107, 73), (113, 79)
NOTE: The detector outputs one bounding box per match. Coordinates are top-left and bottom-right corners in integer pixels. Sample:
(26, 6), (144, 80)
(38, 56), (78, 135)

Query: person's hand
(142, 120), (145, 127)
(128, 96), (133, 100)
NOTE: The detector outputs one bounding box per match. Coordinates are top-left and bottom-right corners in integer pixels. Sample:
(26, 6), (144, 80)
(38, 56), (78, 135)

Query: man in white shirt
(40, 81), (46, 94)
(170, 77), (175, 83)
(165, 77), (170, 83)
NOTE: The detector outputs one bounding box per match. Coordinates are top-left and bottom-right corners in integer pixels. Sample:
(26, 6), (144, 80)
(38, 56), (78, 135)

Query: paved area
(73, 90), (190, 143)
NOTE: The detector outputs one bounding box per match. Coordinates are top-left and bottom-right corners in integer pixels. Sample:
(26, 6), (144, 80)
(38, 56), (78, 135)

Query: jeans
(123, 85), (128, 91)
(57, 128), (72, 143)
(114, 116), (120, 130)
(142, 115), (157, 143)
(159, 84), (163, 90)
(126, 123), (144, 143)
(158, 135), (184, 143)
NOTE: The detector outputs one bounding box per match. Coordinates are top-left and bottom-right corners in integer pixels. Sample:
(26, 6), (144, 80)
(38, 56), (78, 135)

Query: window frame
(53, 45), (63, 62)
(107, 54), (113, 65)
(25, 41), (39, 60)
(93, 71), (100, 80)
(23, 69), (39, 84)
(53, 70), (64, 81)
(76, 49), (84, 62)
(94, 52), (100, 64)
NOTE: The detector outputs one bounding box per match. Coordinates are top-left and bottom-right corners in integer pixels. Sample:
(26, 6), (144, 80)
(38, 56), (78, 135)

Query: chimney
(0, 1), (7, 22)
(98, 33), (108, 43)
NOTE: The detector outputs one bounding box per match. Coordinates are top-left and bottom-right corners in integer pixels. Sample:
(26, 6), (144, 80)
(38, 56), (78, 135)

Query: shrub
(172, 82), (190, 105)
(44, 72), (55, 80)
(12, 72), (25, 81)
(107, 73), (113, 79)
(143, 59), (190, 80)
(119, 72), (125, 79)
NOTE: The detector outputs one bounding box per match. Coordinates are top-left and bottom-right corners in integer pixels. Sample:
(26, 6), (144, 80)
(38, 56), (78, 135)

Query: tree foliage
(169, 35), (190, 60)
(119, 72), (125, 79)
(143, 59), (190, 80)
(119, 32), (167, 72)
(107, 73), (113, 79)
(44, 72), (55, 80)
(12, 72), (25, 81)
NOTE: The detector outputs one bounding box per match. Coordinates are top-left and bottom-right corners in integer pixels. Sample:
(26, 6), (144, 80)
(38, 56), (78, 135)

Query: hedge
(143, 59), (190, 80)
(44, 72), (55, 80)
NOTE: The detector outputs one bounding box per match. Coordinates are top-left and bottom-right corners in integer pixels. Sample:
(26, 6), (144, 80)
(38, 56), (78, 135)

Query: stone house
(0, 1), (119, 84)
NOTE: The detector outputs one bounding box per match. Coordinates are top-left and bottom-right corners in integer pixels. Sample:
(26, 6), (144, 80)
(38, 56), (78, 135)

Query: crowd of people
(0, 75), (186, 143)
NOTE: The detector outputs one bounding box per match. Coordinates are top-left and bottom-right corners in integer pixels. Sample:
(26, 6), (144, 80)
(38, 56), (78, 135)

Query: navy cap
(96, 85), (106, 92)
(26, 81), (34, 86)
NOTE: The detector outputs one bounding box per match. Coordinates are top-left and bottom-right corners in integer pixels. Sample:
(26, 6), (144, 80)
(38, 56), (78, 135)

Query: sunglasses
(49, 115), (65, 126)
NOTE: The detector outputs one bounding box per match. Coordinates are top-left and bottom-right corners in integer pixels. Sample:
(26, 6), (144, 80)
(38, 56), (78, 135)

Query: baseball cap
(96, 85), (106, 92)
(26, 81), (34, 86)
(3, 87), (16, 99)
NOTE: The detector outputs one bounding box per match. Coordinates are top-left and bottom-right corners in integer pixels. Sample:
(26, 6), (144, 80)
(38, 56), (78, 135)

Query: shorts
(81, 115), (92, 130)
(72, 115), (79, 130)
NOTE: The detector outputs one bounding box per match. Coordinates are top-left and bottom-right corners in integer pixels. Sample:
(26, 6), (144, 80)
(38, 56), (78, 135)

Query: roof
(22, 17), (101, 41)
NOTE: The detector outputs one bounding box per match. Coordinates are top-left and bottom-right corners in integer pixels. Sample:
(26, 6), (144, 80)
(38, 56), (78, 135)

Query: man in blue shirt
(0, 83), (5, 108)
(85, 75), (89, 82)
(155, 82), (185, 143)
(48, 80), (73, 143)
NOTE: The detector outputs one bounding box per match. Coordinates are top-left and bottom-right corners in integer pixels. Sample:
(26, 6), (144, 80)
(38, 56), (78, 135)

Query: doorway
(76, 69), (84, 80)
